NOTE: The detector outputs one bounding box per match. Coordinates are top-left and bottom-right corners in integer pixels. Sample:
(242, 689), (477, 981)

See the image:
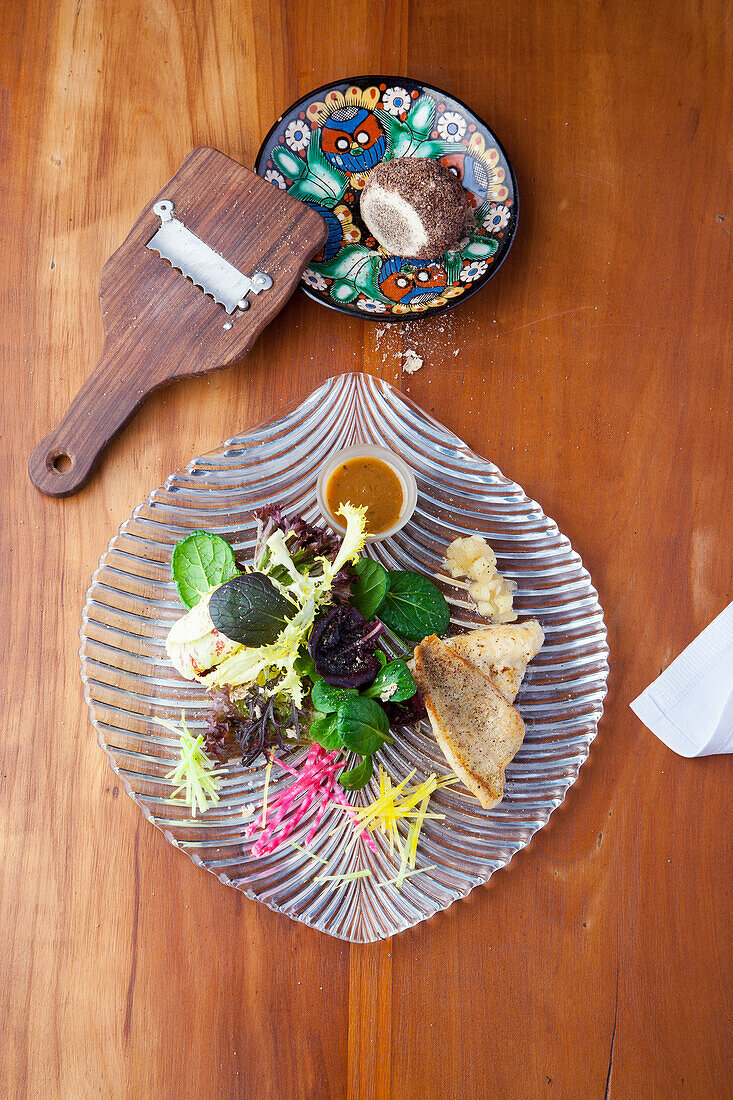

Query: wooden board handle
(29, 340), (162, 497)
(28, 268), (280, 497)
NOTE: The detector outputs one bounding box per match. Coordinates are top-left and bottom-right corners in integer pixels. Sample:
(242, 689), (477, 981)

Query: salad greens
(167, 501), (368, 709)
(172, 531), (239, 609)
(309, 712), (341, 751)
(348, 559), (452, 643)
(165, 500), (449, 790)
(362, 659), (416, 703)
(159, 495), (474, 885)
(337, 695), (390, 754)
(211, 682), (302, 767)
(310, 678), (357, 714)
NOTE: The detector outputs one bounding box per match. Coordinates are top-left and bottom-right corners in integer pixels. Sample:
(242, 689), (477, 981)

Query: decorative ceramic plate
(255, 76), (518, 321)
(80, 374), (608, 943)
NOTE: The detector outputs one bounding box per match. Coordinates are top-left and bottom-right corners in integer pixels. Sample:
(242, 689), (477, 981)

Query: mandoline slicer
(29, 146), (327, 497)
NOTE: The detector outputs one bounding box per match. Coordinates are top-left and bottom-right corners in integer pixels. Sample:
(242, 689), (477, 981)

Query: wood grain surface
(1, 1), (731, 1097)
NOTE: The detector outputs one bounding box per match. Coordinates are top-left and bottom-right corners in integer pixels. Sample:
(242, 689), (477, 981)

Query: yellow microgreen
(408, 789), (432, 869)
(349, 766), (457, 887)
(397, 819), (419, 887)
(376, 865), (438, 888)
(261, 751), (274, 829)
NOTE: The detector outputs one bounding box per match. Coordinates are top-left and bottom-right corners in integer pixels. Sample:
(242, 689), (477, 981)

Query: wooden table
(2, 2), (731, 1096)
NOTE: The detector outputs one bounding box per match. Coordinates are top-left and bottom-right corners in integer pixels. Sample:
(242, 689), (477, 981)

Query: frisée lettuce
(166, 503), (367, 707)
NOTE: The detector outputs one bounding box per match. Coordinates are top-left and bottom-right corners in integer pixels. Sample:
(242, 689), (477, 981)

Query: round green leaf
(362, 659), (417, 703)
(336, 696), (389, 755)
(172, 531), (239, 609)
(309, 712), (341, 751)
(378, 570), (450, 642)
(208, 573), (296, 646)
(310, 679), (358, 715)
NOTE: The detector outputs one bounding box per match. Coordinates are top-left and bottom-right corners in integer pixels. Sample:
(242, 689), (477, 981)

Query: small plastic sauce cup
(316, 444), (418, 543)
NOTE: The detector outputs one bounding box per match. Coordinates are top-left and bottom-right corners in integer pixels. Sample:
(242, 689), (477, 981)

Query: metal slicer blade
(146, 200), (273, 314)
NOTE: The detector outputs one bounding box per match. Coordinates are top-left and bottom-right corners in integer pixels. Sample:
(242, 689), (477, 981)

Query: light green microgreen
(314, 869), (372, 886)
(376, 865), (438, 888)
(155, 712), (225, 818)
(289, 841), (329, 864)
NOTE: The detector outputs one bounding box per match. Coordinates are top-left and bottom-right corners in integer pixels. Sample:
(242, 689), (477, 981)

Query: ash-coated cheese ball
(360, 157), (467, 259)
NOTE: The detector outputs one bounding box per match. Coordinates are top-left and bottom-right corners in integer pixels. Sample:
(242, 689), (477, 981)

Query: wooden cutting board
(28, 146), (327, 497)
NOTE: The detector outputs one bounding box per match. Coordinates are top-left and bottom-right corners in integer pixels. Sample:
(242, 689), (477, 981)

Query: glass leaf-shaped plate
(80, 373), (608, 942)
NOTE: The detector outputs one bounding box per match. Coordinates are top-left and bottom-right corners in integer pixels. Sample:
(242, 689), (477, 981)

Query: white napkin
(630, 601), (733, 758)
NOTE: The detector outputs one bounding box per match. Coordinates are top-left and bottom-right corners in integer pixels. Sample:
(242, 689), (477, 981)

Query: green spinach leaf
(294, 649), (318, 681)
(309, 712), (341, 751)
(172, 531), (239, 609)
(336, 696), (390, 755)
(362, 659), (417, 703)
(350, 557), (389, 620)
(378, 570), (450, 641)
(208, 573), (296, 646)
(310, 679), (358, 715)
(339, 754), (374, 790)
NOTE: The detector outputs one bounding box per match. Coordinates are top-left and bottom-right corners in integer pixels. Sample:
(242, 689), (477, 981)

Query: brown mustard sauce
(326, 457), (404, 535)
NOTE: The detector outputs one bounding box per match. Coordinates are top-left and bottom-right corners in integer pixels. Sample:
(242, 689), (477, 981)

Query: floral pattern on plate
(255, 77), (518, 321)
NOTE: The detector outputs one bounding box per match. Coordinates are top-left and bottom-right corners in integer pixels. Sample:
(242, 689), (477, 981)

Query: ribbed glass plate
(80, 373), (608, 943)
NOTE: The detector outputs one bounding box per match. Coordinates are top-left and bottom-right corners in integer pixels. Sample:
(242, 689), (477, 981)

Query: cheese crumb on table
(403, 348), (423, 374)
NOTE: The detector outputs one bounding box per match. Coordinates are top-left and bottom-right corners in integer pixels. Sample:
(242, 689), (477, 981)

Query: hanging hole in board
(51, 452), (72, 473)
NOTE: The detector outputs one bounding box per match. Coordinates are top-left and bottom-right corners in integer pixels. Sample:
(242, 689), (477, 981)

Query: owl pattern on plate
(319, 107), (387, 174)
(378, 257), (448, 305)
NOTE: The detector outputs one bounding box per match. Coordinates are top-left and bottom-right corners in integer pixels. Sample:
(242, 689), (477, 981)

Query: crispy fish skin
(444, 620), (544, 703)
(412, 635), (527, 810)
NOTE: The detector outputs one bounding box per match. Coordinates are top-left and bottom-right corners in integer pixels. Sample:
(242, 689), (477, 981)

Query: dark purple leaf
(384, 688), (427, 727)
(253, 504), (341, 567)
